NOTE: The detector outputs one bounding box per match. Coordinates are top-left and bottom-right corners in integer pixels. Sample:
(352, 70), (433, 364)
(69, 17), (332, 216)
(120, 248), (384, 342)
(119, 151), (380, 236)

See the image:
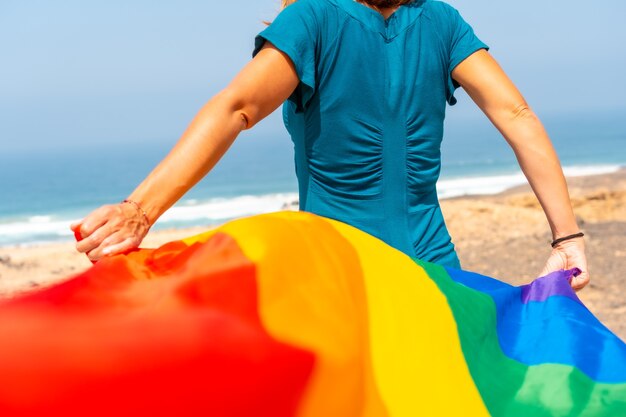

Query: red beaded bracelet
(121, 199), (151, 227)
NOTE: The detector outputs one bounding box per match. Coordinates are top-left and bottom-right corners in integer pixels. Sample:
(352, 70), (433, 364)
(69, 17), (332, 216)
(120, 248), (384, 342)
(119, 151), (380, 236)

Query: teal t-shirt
(254, 0), (488, 267)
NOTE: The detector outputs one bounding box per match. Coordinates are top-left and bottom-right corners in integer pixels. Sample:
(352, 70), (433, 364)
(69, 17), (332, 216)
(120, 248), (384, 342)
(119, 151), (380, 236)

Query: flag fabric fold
(0, 211), (624, 416)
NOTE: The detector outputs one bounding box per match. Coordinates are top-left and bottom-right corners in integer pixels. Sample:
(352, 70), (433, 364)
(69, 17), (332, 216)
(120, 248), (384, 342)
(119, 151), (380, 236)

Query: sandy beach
(1, 169), (624, 339)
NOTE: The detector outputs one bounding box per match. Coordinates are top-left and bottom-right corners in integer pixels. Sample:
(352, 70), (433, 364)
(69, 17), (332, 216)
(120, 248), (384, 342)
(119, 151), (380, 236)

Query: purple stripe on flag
(520, 269), (583, 305)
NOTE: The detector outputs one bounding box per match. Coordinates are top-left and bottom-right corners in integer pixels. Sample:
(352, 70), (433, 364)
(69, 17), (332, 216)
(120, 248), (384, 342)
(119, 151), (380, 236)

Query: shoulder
(422, 0), (462, 23)
(281, 0), (335, 15)
(420, 0), (470, 42)
(272, 0), (345, 40)
(273, 0), (338, 28)
(422, 0), (460, 14)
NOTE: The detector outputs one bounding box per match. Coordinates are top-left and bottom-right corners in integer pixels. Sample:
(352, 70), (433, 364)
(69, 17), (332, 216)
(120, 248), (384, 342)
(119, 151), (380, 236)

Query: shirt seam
(326, 0), (382, 38)
(321, 5), (349, 54)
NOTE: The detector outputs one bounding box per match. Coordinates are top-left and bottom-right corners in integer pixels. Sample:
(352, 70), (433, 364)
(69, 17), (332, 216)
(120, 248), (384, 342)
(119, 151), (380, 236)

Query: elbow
(497, 101), (550, 152)
(497, 102), (542, 141)
(236, 109), (251, 130)
(214, 88), (258, 131)
(510, 102), (537, 122)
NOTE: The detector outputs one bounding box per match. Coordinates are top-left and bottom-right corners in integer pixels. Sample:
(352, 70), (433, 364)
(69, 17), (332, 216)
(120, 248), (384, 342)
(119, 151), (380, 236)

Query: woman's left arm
(451, 49), (589, 290)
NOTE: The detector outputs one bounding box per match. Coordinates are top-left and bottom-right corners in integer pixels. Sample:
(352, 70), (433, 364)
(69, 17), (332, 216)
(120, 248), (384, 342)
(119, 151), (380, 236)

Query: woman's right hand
(70, 202), (151, 262)
(539, 237), (590, 291)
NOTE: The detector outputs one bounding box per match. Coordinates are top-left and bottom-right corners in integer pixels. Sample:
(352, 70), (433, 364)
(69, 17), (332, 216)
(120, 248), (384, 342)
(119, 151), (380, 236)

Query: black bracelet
(551, 232), (584, 248)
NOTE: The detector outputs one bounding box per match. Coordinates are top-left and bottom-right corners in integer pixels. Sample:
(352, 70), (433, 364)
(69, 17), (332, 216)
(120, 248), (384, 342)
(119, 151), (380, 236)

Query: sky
(1, 0), (625, 153)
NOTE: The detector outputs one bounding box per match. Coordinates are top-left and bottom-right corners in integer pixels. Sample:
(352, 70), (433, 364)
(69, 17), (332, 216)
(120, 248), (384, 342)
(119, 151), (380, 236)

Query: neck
(379, 7), (399, 19)
(356, 1), (400, 19)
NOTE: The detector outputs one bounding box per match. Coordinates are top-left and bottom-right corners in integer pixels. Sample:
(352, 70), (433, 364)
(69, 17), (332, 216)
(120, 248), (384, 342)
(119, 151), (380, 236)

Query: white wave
(156, 193), (299, 225)
(562, 164), (622, 177)
(0, 193), (300, 247)
(0, 164), (620, 246)
(0, 218), (75, 240)
(438, 163), (622, 199)
(0, 217), (65, 246)
(438, 173), (527, 199)
(28, 215), (53, 223)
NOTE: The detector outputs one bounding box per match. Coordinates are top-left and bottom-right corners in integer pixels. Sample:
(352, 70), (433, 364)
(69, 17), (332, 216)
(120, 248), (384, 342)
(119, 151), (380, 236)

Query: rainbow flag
(0, 212), (624, 416)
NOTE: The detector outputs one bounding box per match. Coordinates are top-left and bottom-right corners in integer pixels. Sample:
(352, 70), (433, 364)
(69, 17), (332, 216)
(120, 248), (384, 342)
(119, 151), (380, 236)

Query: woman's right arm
(71, 43), (299, 261)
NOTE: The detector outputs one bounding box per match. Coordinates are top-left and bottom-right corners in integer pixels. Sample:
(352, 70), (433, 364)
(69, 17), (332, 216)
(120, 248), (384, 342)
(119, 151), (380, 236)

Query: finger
(78, 206), (116, 239)
(88, 234), (136, 261)
(101, 236), (140, 257)
(571, 270), (590, 291)
(85, 233), (122, 262)
(69, 220), (82, 232)
(76, 223), (114, 254)
(79, 217), (108, 240)
(538, 252), (565, 278)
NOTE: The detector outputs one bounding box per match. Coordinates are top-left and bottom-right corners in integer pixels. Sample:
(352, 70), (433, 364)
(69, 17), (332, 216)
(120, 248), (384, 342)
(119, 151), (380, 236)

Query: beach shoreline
(1, 169), (625, 339)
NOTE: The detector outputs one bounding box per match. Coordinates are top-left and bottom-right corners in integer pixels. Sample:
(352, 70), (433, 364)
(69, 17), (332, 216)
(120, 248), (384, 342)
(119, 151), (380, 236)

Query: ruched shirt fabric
(254, 0), (488, 267)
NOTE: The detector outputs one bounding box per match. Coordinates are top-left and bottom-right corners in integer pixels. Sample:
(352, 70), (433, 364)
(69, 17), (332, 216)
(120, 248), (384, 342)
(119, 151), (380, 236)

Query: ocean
(1, 111), (624, 247)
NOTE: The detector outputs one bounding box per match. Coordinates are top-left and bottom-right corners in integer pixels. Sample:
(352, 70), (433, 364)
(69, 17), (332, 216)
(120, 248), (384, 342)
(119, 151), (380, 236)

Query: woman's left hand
(539, 237), (589, 291)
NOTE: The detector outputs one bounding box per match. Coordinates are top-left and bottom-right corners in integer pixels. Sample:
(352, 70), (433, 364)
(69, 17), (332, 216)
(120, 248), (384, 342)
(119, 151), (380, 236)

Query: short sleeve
(253, 0), (320, 112)
(445, 6), (489, 105)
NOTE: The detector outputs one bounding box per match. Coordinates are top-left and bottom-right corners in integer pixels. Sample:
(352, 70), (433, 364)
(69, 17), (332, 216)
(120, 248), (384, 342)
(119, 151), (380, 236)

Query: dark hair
(361, 0), (415, 7)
